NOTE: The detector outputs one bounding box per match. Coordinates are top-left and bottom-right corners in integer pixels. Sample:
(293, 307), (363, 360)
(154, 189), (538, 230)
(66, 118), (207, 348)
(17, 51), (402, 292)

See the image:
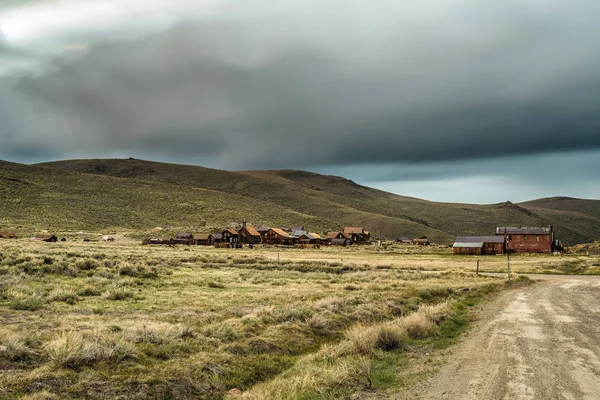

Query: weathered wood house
(222, 229), (240, 244)
(193, 233), (214, 246)
(453, 236), (505, 255)
(238, 226), (262, 244)
(411, 237), (430, 246)
(256, 226), (270, 236)
(262, 228), (295, 245)
(298, 233), (322, 245)
(325, 232), (349, 244)
(496, 227), (554, 254)
(396, 237), (411, 244)
(343, 227), (370, 244)
(173, 233), (194, 245)
(330, 237), (352, 246)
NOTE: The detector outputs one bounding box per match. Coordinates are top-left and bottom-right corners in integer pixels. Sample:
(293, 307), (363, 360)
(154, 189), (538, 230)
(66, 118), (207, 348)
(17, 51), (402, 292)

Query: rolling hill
(0, 158), (598, 245)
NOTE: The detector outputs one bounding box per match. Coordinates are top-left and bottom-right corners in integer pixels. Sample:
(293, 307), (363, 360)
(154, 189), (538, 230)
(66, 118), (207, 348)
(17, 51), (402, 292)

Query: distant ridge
(0, 158), (597, 245)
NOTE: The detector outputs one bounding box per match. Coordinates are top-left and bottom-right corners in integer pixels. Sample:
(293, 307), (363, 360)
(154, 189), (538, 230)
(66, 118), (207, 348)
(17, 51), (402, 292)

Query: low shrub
(402, 312), (438, 339)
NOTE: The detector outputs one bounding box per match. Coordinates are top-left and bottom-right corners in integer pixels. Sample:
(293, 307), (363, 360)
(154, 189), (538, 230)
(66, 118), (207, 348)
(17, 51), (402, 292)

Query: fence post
(476, 260), (479, 276)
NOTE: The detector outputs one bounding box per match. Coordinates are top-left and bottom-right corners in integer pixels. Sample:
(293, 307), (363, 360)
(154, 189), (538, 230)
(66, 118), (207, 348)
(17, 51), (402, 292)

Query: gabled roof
(240, 226), (260, 236)
(343, 227), (364, 234)
(211, 233), (223, 240)
(496, 227), (551, 235)
(222, 228), (239, 235)
(299, 233), (320, 240)
(291, 230), (308, 237)
(456, 236), (505, 244)
(193, 233), (211, 240)
(176, 232), (193, 238)
(397, 237), (411, 242)
(270, 228), (292, 238)
(256, 226), (270, 232)
(326, 231), (342, 239)
(453, 242), (484, 248)
(309, 232), (322, 239)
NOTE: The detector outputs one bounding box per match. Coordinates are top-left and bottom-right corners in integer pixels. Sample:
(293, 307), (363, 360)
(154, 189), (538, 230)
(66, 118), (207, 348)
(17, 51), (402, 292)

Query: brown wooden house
(238, 226), (262, 244)
(331, 237), (352, 246)
(193, 233), (214, 246)
(222, 229), (240, 244)
(325, 231), (349, 244)
(343, 227), (370, 244)
(496, 227), (554, 254)
(262, 228), (295, 245)
(412, 237), (430, 246)
(453, 236), (505, 255)
(298, 233), (322, 245)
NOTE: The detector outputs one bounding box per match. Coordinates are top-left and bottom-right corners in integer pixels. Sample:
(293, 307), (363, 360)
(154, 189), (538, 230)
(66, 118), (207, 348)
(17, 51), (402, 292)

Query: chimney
(242, 220), (247, 228)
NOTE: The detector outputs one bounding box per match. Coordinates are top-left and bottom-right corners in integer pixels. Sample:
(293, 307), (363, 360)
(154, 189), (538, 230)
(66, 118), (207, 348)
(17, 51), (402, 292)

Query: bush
(207, 281), (226, 289)
(375, 325), (406, 351)
(402, 312), (438, 339)
(47, 288), (80, 304)
(345, 324), (377, 356)
(9, 293), (45, 311)
(0, 336), (38, 361)
(103, 286), (134, 300)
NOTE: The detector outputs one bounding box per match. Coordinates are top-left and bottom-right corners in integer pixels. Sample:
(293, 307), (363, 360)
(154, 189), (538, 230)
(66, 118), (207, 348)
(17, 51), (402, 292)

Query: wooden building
(411, 237), (430, 246)
(343, 227), (370, 244)
(396, 237), (411, 244)
(298, 233), (322, 245)
(331, 237), (352, 246)
(238, 226), (262, 244)
(193, 233), (214, 246)
(262, 228), (295, 245)
(452, 242), (483, 255)
(496, 227), (554, 254)
(325, 232), (349, 244)
(222, 229), (240, 244)
(454, 236), (505, 255)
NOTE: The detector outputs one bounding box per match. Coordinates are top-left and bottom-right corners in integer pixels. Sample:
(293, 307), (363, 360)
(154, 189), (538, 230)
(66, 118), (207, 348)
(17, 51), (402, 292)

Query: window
(524, 235), (527, 241)
(537, 236), (540, 242)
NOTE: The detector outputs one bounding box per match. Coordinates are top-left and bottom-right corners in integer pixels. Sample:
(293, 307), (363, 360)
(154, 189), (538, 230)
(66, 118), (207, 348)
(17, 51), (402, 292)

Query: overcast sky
(1, 0), (599, 203)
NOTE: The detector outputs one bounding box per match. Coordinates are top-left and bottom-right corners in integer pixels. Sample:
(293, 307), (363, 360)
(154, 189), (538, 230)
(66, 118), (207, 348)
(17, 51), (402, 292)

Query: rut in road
(411, 276), (600, 400)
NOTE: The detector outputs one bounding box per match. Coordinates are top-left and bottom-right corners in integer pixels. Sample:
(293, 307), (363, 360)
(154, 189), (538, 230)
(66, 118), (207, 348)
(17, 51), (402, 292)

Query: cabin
(396, 237), (411, 244)
(343, 227), (370, 244)
(222, 229), (240, 244)
(412, 237), (430, 246)
(262, 228), (295, 245)
(326, 232), (349, 244)
(496, 226), (554, 254)
(453, 236), (505, 255)
(34, 234), (58, 242)
(172, 233), (194, 245)
(193, 233), (214, 246)
(298, 233), (322, 245)
(331, 238), (352, 246)
(212, 233), (224, 243)
(238, 226), (262, 244)
(452, 242), (483, 255)
(0, 231), (18, 239)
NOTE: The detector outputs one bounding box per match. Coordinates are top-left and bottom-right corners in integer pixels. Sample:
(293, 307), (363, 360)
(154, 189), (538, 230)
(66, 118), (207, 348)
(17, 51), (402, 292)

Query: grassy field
(0, 240), (563, 399)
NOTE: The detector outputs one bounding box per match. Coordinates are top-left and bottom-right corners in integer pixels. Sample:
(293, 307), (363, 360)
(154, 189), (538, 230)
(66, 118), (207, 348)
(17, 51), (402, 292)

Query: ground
(403, 274), (600, 399)
(0, 240), (597, 399)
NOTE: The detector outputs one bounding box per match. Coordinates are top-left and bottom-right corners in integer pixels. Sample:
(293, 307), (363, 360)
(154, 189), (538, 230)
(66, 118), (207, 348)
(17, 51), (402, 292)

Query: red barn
(496, 226), (554, 254)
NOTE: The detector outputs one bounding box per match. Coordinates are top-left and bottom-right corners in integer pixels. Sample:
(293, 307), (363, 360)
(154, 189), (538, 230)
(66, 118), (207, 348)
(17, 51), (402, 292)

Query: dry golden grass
(0, 239), (537, 399)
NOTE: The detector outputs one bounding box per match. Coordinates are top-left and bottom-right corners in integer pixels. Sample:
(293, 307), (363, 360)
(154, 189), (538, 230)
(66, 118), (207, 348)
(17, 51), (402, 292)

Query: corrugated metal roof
(309, 233), (322, 239)
(496, 227), (551, 235)
(456, 236), (505, 243)
(453, 242), (484, 248)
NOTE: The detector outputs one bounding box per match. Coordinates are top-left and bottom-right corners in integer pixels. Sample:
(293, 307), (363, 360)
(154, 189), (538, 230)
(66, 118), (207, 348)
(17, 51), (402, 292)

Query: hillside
(9, 158), (593, 245)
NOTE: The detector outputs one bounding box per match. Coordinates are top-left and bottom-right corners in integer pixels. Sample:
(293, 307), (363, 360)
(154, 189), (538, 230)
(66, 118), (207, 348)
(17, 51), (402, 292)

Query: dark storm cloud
(3, 0), (600, 169)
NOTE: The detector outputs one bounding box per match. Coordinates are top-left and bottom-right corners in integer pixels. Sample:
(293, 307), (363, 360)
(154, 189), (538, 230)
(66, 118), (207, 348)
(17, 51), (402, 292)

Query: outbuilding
(455, 236), (505, 255)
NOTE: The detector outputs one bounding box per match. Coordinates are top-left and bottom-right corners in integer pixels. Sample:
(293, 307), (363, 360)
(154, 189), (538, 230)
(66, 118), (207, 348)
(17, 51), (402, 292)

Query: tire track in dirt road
(410, 275), (600, 400)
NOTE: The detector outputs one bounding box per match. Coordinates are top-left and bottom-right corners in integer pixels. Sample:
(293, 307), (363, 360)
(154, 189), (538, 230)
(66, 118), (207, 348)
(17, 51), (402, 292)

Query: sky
(1, 0), (599, 204)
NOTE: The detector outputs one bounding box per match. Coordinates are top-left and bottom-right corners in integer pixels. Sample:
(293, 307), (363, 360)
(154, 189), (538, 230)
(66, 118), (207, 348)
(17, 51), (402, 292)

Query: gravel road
(416, 275), (600, 399)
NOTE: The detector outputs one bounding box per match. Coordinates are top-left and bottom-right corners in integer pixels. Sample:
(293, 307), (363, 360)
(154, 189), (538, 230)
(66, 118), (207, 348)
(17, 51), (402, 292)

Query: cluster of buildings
(452, 226), (562, 255)
(143, 225), (371, 247)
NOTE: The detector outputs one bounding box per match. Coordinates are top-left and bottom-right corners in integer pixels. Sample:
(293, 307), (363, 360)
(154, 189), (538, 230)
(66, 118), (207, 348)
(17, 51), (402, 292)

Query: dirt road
(414, 275), (600, 399)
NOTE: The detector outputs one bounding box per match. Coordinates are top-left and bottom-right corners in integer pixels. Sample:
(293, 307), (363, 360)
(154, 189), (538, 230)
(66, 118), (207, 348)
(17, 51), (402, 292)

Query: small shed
(453, 242), (483, 255)
(456, 236), (505, 255)
(396, 237), (411, 244)
(193, 233), (214, 246)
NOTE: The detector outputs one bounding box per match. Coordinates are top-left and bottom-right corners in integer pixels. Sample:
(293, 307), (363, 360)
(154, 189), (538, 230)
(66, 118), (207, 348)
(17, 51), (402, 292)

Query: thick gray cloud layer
(1, 0), (599, 201)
